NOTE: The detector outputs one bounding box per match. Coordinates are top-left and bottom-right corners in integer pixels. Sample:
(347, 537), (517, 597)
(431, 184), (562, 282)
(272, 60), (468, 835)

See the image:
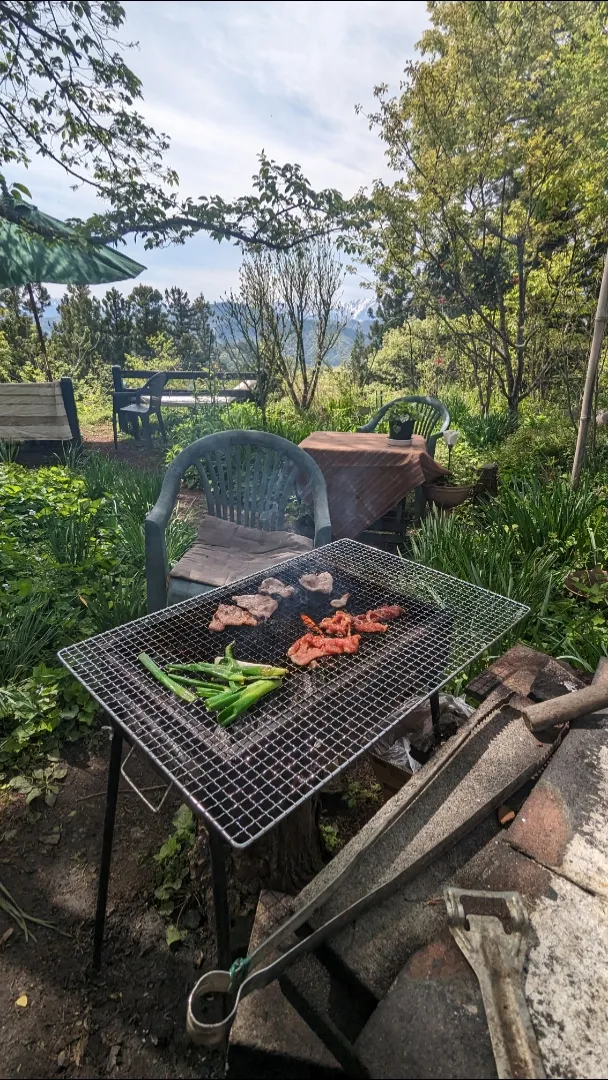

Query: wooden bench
(0, 378), (81, 452)
(111, 366), (257, 410)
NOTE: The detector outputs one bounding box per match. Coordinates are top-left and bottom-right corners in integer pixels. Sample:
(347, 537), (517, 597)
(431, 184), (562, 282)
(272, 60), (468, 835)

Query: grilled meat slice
(258, 577), (295, 599)
(209, 603), (258, 632)
(367, 605), (405, 621)
(287, 631), (361, 667)
(319, 611), (354, 636)
(330, 593), (350, 609)
(352, 615), (388, 633)
(232, 594), (278, 621)
(298, 572), (334, 594)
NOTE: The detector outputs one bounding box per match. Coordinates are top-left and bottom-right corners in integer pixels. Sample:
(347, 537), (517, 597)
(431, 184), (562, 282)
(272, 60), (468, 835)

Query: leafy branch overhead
(0, 2), (370, 250)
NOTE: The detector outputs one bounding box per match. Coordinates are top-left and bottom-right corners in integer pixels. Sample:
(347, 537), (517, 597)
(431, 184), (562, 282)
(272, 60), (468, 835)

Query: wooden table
(299, 431), (447, 539)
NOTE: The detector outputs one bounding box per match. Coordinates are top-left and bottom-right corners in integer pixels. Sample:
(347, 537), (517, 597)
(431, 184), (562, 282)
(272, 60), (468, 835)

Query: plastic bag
(371, 694), (473, 774)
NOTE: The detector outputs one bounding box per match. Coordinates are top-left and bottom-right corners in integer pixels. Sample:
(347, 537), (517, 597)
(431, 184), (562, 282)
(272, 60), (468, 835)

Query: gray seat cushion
(169, 515), (313, 590)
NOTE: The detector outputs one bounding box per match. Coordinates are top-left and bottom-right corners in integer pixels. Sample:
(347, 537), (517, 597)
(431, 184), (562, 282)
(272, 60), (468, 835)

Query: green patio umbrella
(0, 193), (146, 377)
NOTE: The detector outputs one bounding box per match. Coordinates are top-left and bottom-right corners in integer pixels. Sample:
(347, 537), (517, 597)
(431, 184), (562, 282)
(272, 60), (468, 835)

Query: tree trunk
(189, 797), (325, 951)
(27, 283), (52, 381)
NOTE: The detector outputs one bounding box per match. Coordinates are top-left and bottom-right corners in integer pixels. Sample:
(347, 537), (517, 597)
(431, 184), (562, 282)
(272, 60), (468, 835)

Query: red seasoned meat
(298, 572), (334, 594)
(209, 603), (258, 632)
(287, 632), (361, 667)
(366, 605), (405, 622)
(258, 577), (295, 599)
(232, 594), (278, 621)
(352, 614), (389, 633)
(319, 610), (388, 635)
(319, 611), (354, 636)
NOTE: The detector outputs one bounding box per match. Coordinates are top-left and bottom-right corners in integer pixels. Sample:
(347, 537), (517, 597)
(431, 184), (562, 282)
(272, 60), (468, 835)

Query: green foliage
(369, 0), (608, 415)
(0, 664), (97, 772)
(153, 805), (197, 918)
(45, 512), (97, 566)
(320, 823), (342, 854)
(7, 762), (68, 808)
(0, 1), (174, 228)
(0, 453), (197, 772)
(0, 605), (57, 685)
(410, 473), (608, 672)
(342, 780), (382, 810)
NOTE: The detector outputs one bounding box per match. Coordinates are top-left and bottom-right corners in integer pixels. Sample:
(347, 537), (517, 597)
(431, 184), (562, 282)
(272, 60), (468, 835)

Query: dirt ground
(0, 737), (225, 1080)
(0, 730), (381, 1080)
(80, 422), (166, 469)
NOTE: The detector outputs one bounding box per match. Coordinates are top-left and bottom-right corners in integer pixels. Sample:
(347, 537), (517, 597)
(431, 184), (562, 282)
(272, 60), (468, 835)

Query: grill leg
(208, 823), (231, 973)
(430, 690), (441, 738)
(93, 727), (123, 969)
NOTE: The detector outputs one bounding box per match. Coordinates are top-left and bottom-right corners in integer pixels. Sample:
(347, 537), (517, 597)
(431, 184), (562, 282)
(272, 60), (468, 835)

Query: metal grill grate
(59, 539), (528, 848)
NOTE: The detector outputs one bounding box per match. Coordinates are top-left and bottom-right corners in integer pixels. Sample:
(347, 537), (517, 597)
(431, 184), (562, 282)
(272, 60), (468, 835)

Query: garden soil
(0, 735), (380, 1079)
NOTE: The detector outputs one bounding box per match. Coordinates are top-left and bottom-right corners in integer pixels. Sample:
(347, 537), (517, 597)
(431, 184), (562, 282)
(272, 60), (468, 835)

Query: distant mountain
(37, 296), (372, 366)
(210, 303), (371, 367)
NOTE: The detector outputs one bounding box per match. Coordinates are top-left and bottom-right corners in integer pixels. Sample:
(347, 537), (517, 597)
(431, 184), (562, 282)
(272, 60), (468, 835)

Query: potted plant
(423, 432), (478, 509)
(385, 405), (415, 442)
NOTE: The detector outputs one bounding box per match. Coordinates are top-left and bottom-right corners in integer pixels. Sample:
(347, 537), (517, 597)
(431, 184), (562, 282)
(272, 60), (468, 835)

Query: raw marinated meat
(209, 603), (258, 632)
(298, 572), (334, 594)
(330, 593), (350, 609)
(319, 611), (388, 635)
(232, 594), (278, 621)
(287, 632), (361, 667)
(366, 605), (405, 621)
(258, 577), (295, 599)
(319, 611), (354, 636)
(352, 614), (389, 633)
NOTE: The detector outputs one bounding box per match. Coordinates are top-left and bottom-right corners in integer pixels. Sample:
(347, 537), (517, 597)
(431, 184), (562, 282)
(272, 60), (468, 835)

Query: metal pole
(571, 250), (608, 487)
(93, 727), (123, 969)
(208, 823), (231, 973)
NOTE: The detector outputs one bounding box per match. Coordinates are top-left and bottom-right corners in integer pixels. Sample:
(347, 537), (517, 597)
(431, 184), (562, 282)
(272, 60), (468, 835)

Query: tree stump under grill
(190, 797), (324, 953)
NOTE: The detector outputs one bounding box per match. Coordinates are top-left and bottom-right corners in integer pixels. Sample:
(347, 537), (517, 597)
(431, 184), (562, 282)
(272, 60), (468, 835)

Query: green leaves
(7, 761), (68, 806)
(153, 806), (196, 924)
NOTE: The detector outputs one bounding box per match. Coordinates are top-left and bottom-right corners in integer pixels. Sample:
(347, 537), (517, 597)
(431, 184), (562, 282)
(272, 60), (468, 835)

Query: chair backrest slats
(195, 459), (216, 516)
(356, 395), (450, 454)
(164, 432), (328, 534)
(235, 444), (243, 525)
(243, 443), (252, 527)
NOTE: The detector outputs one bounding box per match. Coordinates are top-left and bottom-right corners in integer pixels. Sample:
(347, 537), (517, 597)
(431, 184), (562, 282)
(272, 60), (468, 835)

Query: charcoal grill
(59, 539), (528, 970)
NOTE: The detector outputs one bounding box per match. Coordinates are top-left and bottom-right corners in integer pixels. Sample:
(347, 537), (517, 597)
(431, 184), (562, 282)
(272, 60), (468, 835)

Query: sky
(10, 0), (430, 304)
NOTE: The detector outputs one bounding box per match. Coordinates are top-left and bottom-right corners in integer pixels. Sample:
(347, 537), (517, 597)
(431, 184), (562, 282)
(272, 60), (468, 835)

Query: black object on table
(58, 540), (527, 978)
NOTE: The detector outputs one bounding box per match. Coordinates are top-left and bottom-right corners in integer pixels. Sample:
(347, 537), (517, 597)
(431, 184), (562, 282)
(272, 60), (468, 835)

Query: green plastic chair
(357, 395), (450, 457)
(112, 371), (167, 449)
(145, 430), (332, 612)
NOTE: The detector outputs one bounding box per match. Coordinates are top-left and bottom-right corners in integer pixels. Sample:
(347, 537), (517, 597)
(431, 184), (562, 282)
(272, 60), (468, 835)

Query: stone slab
(226, 891), (342, 1078)
(308, 701), (558, 997)
(355, 834), (608, 1080)
(507, 705), (608, 896)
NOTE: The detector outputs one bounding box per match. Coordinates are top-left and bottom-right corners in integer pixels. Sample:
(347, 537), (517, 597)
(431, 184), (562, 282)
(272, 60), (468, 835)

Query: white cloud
(9, 0), (429, 300)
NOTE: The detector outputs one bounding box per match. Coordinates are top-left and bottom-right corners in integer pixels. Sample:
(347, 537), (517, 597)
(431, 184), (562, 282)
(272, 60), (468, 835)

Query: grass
(409, 472), (608, 673)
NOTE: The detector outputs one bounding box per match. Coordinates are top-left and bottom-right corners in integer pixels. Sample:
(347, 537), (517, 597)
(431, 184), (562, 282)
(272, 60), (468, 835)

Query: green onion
(216, 679), (282, 727)
(138, 653), (196, 703)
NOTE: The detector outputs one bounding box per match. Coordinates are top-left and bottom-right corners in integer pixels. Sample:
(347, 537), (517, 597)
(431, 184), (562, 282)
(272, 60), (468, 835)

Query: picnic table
(298, 431), (447, 540)
(111, 366), (256, 409)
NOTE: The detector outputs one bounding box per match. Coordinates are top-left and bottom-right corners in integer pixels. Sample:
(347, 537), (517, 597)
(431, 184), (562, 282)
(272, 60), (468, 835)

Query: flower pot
(388, 417), (415, 441)
(424, 482), (474, 509)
